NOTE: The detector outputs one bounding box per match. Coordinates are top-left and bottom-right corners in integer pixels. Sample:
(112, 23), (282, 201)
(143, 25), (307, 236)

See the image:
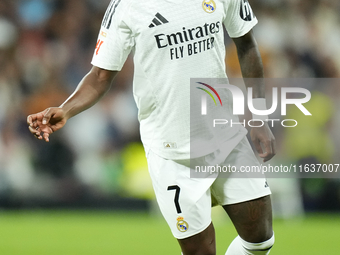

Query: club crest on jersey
(202, 0), (216, 14)
(177, 217), (189, 232)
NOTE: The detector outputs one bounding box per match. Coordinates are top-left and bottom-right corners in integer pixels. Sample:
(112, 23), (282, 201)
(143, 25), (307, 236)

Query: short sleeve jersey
(92, 0), (258, 160)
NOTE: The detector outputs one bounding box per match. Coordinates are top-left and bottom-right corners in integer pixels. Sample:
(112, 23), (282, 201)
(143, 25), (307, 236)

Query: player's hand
(250, 122), (276, 162)
(27, 107), (68, 142)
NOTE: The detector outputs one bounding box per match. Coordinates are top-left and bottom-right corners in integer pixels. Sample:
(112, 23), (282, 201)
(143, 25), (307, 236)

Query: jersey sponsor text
(154, 21), (220, 60)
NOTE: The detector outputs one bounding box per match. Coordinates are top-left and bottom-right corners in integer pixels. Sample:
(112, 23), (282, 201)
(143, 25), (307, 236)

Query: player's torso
(119, 0), (233, 158)
(95, 0), (254, 159)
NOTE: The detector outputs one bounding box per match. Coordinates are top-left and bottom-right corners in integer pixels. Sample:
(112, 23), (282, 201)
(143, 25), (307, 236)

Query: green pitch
(0, 210), (339, 254)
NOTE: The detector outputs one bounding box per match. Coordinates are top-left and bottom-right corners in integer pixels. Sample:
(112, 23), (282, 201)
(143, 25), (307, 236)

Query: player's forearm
(60, 66), (117, 119)
(234, 32), (265, 98)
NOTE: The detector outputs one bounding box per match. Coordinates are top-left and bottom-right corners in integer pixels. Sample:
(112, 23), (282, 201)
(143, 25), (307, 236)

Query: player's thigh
(178, 222), (216, 255)
(223, 195), (273, 243)
(146, 150), (214, 240)
(212, 176), (273, 243)
(211, 137), (273, 242)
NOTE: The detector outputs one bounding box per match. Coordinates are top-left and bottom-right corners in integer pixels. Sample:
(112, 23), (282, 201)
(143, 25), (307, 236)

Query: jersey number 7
(167, 185), (182, 214)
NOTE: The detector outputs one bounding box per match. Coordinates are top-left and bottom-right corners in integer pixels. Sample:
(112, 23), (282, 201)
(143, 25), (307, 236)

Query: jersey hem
(221, 189), (272, 206)
(228, 19), (258, 38)
(174, 220), (212, 240)
(91, 61), (122, 71)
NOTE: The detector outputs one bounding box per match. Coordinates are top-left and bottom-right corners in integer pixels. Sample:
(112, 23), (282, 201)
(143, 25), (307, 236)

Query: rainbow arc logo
(196, 82), (222, 106)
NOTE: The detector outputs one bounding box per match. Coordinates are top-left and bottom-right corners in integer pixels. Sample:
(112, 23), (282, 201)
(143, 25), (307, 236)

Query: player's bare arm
(27, 66), (118, 142)
(233, 30), (276, 162)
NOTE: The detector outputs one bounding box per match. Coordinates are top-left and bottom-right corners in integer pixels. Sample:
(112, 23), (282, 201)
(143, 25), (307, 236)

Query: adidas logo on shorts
(149, 13), (169, 28)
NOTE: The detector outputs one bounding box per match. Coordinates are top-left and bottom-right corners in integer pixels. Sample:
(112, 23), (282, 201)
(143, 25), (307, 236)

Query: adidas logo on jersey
(163, 142), (177, 149)
(149, 13), (169, 28)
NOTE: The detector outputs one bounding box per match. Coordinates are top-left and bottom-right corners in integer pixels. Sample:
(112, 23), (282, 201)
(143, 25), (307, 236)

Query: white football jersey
(92, 0), (258, 159)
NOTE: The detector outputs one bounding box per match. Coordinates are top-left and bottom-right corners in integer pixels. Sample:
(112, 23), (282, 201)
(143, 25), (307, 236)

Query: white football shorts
(146, 137), (271, 239)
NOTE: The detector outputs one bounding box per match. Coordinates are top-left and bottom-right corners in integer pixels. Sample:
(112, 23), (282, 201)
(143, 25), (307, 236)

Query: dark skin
(27, 30), (274, 255)
(27, 67), (118, 141)
(234, 30), (276, 163)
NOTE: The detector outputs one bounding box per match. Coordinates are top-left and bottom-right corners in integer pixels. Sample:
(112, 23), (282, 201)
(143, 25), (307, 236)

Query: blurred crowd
(0, 0), (339, 212)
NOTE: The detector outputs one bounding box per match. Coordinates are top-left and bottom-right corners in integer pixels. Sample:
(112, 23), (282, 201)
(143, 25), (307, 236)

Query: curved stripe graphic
(196, 87), (217, 105)
(197, 82), (222, 106)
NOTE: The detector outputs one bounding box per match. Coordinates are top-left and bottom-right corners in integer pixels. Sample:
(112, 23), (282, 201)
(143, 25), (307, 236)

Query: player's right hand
(27, 107), (68, 142)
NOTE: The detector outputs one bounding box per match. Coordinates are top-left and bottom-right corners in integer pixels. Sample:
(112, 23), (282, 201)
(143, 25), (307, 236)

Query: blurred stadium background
(0, 0), (339, 254)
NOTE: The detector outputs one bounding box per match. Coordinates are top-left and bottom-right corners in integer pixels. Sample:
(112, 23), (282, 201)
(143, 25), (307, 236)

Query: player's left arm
(233, 30), (276, 162)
